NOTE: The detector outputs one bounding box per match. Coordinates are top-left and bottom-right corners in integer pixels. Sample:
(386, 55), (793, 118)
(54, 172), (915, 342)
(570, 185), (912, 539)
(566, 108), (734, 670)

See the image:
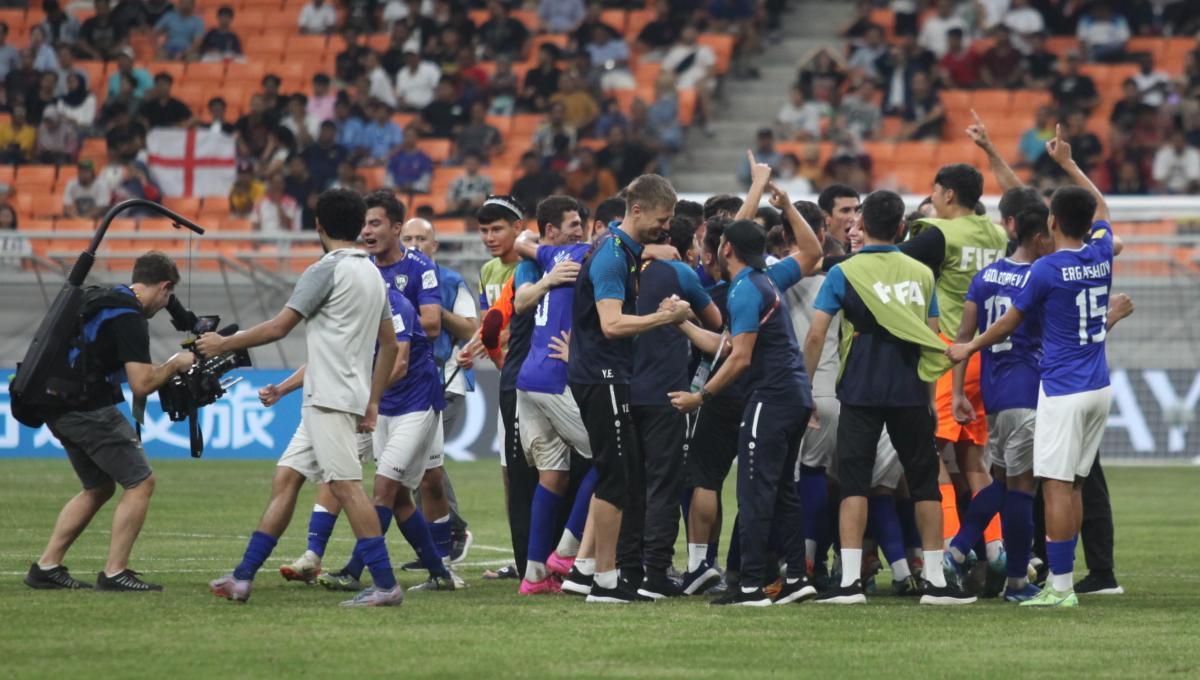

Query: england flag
(147, 128), (237, 198)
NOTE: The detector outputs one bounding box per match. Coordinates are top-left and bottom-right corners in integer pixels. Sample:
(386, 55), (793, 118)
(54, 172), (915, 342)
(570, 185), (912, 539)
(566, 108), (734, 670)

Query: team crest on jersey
(422, 269), (438, 289)
(394, 274), (408, 290)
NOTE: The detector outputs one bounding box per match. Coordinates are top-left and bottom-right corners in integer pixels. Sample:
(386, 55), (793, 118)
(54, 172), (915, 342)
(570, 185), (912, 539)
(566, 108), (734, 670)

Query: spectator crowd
(0, 0), (784, 231)
(756, 0), (1200, 196)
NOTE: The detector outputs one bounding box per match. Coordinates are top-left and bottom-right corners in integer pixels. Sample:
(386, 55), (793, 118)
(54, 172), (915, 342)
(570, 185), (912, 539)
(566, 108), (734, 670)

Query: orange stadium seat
(869, 8), (895, 36)
(416, 139), (452, 163)
(600, 9), (627, 33)
(940, 90), (971, 112)
(18, 218), (54, 233)
(287, 34), (328, 55)
(626, 10), (653, 41)
(512, 114), (542, 137)
(486, 114), (513, 135)
(17, 165), (58, 189)
(264, 7), (303, 30)
(432, 219), (468, 235)
(970, 89), (1012, 112)
(161, 198), (203, 220)
(186, 61), (227, 84)
(55, 218), (96, 233)
(56, 165), (78, 187)
(490, 167), (515, 194)
(361, 166), (387, 189)
(0, 165), (14, 184)
(510, 10), (540, 32)
(1044, 36), (1077, 57)
(677, 88), (697, 127)
(143, 61), (185, 82)
(697, 33), (734, 75)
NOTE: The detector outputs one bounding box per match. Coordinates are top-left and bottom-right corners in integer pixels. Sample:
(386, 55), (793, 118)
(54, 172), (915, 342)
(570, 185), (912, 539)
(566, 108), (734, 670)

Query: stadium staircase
(672, 0), (856, 194)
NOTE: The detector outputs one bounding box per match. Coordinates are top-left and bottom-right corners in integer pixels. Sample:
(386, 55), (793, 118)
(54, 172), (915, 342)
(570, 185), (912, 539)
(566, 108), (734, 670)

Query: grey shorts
(986, 408), (1036, 476)
(46, 406), (153, 490)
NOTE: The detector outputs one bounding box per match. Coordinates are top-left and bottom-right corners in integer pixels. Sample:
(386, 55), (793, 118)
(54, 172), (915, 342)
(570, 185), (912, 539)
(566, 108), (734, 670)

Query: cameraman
(26, 252), (195, 593)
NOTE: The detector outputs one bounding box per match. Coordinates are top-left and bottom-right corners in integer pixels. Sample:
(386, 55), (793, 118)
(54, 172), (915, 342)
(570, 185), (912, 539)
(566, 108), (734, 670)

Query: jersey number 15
(1075, 286), (1108, 345)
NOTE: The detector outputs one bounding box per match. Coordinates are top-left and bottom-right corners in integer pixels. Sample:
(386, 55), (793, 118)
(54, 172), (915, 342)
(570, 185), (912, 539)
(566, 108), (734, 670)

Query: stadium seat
(677, 88), (697, 127)
(17, 165), (57, 189)
(286, 34), (328, 55)
(56, 166), (78, 188)
(512, 114), (543, 137)
(869, 8), (895, 36)
(511, 10), (541, 32)
(161, 198), (203, 220)
(186, 61), (227, 84)
(600, 9), (627, 33)
(490, 167), (515, 194)
(17, 218), (54, 233)
(626, 10), (653, 41)
(416, 139), (452, 163)
(433, 218), (469, 235)
(55, 218), (96, 233)
(219, 218), (254, 231)
(361, 166), (387, 189)
(143, 61), (186, 83)
(486, 114), (513, 135)
(697, 34), (734, 75)
(940, 90), (971, 112)
(862, 141), (896, 162)
(970, 89), (1012, 112)
(0, 165), (15, 184)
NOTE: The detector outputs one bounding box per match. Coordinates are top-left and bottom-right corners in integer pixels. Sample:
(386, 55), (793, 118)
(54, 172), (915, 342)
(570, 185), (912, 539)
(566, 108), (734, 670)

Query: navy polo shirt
(567, 225), (644, 385)
(631, 259), (713, 406)
(726, 258), (813, 407)
(814, 245), (940, 407)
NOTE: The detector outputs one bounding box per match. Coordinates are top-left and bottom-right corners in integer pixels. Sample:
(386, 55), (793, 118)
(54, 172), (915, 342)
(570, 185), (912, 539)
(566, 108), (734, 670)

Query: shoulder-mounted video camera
(8, 199), (247, 458)
(156, 296), (253, 458)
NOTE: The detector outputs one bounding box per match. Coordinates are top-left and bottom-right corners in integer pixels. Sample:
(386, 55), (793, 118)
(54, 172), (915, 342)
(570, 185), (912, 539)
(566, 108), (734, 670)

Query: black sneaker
(681, 565), (722, 595)
(586, 581), (650, 604)
(24, 563), (92, 590)
(918, 579), (976, 605)
(1075, 571), (1125, 595)
(773, 576), (817, 605)
(96, 569), (163, 592)
(890, 575), (922, 597)
(399, 558), (423, 571)
(814, 579), (867, 605)
(637, 572), (683, 600)
(449, 530), (473, 565)
(711, 586), (772, 607)
(561, 566), (593, 596)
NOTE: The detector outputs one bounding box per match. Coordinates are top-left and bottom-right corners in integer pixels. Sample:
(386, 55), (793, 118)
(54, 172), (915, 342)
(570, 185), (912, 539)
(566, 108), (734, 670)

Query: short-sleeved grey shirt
(287, 248), (390, 416)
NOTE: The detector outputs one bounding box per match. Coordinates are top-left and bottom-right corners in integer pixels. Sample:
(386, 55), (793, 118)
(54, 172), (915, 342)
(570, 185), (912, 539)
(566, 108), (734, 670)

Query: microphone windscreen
(480, 308), (504, 349)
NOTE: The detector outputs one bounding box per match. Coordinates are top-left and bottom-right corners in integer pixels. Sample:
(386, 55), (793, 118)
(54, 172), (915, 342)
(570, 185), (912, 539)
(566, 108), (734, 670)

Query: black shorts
(685, 394), (745, 491)
(45, 406), (153, 490)
(836, 404), (940, 502)
(570, 382), (639, 510)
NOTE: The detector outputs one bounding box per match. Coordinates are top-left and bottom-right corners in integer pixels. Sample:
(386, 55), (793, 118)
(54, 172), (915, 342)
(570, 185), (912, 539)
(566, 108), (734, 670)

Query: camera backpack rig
(9, 199), (251, 458)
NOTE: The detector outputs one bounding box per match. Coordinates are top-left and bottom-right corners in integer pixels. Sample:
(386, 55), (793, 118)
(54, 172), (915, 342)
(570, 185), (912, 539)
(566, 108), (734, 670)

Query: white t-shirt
(784, 273), (840, 398)
(1132, 71), (1169, 107)
(383, 0), (433, 22)
(62, 177), (112, 216)
(395, 61), (442, 110)
(1152, 146), (1200, 193)
(252, 195), (302, 232)
(298, 2), (337, 33)
(661, 44), (716, 90)
(368, 67), (398, 109)
(919, 15), (970, 57)
(287, 248), (391, 416)
(777, 101), (825, 138)
(443, 281), (477, 396)
(1004, 7), (1045, 52)
(978, 0), (1010, 28)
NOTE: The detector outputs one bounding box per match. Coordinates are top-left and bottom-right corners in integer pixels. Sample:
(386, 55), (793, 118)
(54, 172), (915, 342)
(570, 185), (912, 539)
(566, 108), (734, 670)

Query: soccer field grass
(1, 460), (1197, 679)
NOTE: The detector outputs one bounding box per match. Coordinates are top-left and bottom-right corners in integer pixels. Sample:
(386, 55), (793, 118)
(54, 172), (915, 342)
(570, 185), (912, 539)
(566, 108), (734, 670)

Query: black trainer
(773, 576), (817, 605)
(561, 566), (593, 596)
(24, 563), (92, 590)
(680, 565), (722, 595)
(814, 579), (867, 605)
(399, 558), (423, 571)
(890, 575), (922, 597)
(918, 579), (976, 605)
(1075, 571), (1125, 595)
(586, 581), (650, 604)
(711, 586), (772, 607)
(96, 569), (163, 592)
(637, 572), (683, 600)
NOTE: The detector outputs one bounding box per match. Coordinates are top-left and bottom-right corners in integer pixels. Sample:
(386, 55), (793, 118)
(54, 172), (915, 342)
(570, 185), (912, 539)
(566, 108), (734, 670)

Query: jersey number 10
(983, 294), (1013, 352)
(1075, 286), (1108, 345)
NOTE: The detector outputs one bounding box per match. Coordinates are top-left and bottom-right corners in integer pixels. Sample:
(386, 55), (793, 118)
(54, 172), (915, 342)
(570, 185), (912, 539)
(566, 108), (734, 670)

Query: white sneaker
(279, 550), (322, 584)
(340, 584), (406, 607)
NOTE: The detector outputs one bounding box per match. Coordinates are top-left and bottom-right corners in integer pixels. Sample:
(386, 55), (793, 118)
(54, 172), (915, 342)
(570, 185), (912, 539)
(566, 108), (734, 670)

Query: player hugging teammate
(24, 113), (1134, 609)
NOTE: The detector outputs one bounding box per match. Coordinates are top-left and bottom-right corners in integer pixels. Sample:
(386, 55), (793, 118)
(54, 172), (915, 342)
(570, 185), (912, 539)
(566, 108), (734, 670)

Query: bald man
(401, 218), (479, 565)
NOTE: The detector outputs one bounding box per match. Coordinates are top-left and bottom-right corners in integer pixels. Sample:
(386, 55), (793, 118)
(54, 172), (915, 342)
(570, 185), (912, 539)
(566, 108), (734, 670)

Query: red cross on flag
(147, 128), (237, 198)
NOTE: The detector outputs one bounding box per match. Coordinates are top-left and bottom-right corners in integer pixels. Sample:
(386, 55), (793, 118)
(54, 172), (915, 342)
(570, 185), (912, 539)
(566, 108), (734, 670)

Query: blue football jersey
(1013, 221), (1114, 397)
(966, 258), (1043, 412)
(517, 243), (590, 394)
(379, 288), (445, 417)
(374, 247), (441, 312)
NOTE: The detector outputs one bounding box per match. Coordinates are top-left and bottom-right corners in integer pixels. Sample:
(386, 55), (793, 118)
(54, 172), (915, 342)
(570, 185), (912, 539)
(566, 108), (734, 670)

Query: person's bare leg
(315, 483), (342, 515)
(328, 479), (383, 538)
(254, 467), (308, 537)
(419, 466), (451, 521)
(39, 482), (115, 567)
(590, 497), (622, 574)
(576, 509), (596, 560)
(957, 442), (992, 494)
(687, 487), (718, 545)
(104, 474), (156, 575)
